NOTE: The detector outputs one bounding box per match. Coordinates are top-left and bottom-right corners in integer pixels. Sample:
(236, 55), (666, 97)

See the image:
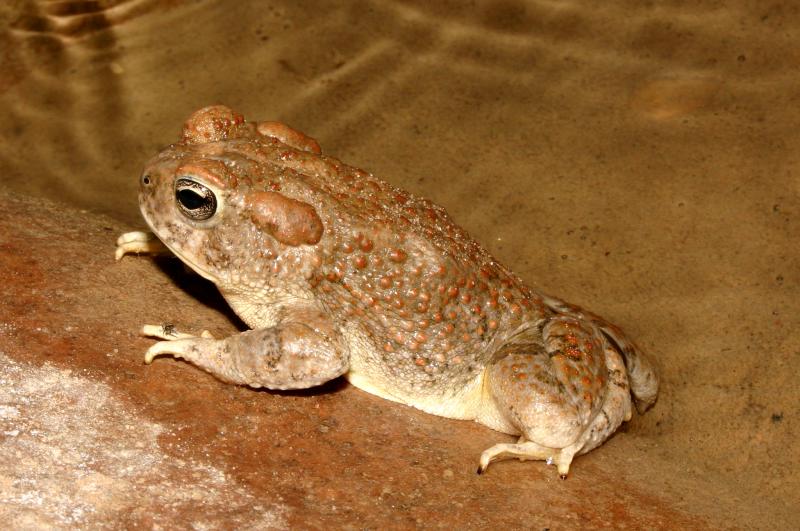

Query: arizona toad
(116, 105), (659, 477)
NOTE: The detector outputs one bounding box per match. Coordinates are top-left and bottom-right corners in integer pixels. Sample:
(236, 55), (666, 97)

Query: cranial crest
(183, 105), (246, 144)
(257, 121), (322, 154)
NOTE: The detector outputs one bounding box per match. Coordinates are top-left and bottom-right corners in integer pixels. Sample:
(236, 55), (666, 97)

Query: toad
(116, 105), (658, 477)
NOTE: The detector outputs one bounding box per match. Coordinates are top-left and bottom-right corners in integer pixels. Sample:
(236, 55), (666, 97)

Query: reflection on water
(10, 0), (155, 38)
(0, 0), (144, 216)
(3, 0), (778, 223)
(1, 0), (798, 525)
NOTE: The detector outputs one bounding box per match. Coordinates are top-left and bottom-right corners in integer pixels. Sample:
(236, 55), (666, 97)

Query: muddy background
(0, 1), (797, 528)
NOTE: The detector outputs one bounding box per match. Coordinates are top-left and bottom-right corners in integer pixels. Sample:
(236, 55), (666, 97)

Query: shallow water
(1, 0), (798, 525)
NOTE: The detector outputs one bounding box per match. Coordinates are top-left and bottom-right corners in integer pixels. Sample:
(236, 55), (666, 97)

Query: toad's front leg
(143, 319), (349, 390)
(115, 231), (171, 260)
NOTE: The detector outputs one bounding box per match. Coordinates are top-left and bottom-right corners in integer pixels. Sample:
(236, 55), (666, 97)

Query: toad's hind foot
(478, 438), (579, 478)
(476, 315), (635, 476)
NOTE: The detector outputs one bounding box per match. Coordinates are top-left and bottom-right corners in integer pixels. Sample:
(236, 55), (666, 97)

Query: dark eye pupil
(177, 188), (206, 210)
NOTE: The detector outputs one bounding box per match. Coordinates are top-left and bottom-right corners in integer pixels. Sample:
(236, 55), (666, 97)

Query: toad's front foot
(115, 231), (170, 260)
(141, 324), (216, 364)
(141, 324), (215, 342)
(139, 323), (349, 390)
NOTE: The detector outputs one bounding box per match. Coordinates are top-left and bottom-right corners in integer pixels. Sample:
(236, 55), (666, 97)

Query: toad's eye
(174, 178), (217, 221)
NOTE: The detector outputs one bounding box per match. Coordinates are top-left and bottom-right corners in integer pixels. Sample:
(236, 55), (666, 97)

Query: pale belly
(341, 321), (491, 422)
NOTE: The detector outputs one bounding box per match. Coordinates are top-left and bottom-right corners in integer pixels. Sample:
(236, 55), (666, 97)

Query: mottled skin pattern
(116, 105), (659, 477)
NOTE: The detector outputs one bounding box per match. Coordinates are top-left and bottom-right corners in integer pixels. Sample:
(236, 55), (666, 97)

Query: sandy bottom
(0, 0), (797, 527)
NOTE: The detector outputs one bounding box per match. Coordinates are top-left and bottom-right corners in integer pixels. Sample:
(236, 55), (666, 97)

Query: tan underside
(344, 362), (489, 423)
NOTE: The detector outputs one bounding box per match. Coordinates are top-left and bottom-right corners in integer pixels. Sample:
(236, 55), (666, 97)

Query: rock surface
(0, 191), (717, 529)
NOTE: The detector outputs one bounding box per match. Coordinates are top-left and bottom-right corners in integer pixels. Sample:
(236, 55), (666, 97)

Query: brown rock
(0, 190), (716, 528)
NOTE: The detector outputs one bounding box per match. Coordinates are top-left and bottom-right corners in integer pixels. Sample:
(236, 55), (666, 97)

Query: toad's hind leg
(477, 316), (632, 477)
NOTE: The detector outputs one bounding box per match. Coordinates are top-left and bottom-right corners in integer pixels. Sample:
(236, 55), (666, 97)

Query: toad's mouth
(142, 217), (222, 285)
(163, 239), (220, 284)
